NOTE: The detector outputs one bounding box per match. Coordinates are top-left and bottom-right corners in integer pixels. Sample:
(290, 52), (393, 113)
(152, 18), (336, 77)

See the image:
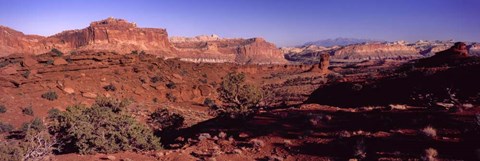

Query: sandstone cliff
(171, 36), (287, 64)
(0, 26), (45, 57)
(332, 43), (421, 61)
(0, 18), (175, 56)
(45, 18), (175, 55)
(1, 18), (287, 64)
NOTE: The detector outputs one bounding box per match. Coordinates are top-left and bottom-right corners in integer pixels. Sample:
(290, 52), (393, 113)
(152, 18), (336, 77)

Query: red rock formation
(172, 36), (286, 64)
(1, 18), (288, 64)
(333, 43), (421, 61)
(1, 18), (175, 56)
(307, 53), (329, 73)
(43, 18), (176, 55)
(435, 42), (469, 57)
(0, 26), (45, 57)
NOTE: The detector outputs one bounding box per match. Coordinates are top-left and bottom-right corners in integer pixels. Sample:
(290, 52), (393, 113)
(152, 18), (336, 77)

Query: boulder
(63, 87), (75, 94)
(53, 58), (68, 65)
(22, 56), (38, 67)
(82, 92), (97, 99)
(198, 85), (212, 96)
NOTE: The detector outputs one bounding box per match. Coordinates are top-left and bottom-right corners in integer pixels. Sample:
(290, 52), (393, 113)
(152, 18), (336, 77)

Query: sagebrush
(48, 98), (160, 154)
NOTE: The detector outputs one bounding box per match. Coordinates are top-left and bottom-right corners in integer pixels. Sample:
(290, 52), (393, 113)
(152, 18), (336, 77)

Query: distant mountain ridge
(303, 37), (381, 47)
(284, 40), (480, 64)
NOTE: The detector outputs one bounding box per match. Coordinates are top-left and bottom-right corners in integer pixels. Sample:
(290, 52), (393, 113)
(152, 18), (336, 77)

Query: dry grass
(423, 148), (438, 161)
(421, 126), (437, 138)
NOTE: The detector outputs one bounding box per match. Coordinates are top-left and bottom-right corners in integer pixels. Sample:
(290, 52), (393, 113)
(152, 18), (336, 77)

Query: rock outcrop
(469, 43), (480, 56)
(284, 40), (479, 64)
(1, 18), (175, 56)
(1, 18), (287, 64)
(45, 18), (175, 55)
(415, 42), (471, 67)
(332, 43), (421, 61)
(0, 26), (44, 57)
(435, 42), (469, 57)
(307, 53), (329, 73)
(172, 36), (287, 64)
(306, 43), (480, 107)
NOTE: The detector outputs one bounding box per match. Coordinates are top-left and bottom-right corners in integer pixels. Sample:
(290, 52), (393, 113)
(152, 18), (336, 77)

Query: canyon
(1, 17), (480, 161)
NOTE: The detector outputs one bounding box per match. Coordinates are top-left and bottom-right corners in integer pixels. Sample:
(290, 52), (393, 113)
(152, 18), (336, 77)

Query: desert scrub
(48, 98), (160, 154)
(0, 140), (24, 161)
(51, 48), (63, 57)
(45, 59), (54, 65)
(22, 70), (30, 78)
(215, 72), (263, 119)
(166, 82), (176, 89)
(148, 108), (184, 131)
(423, 148), (438, 161)
(421, 126), (437, 138)
(93, 97), (131, 113)
(0, 129), (57, 161)
(0, 122), (14, 133)
(22, 106), (34, 116)
(0, 118), (54, 161)
(203, 98), (217, 108)
(21, 117), (46, 133)
(0, 104), (6, 113)
(103, 84), (117, 91)
(41, 91), (58, 101)
(150, 76), (164, 83)
(166, 92), (177, 102)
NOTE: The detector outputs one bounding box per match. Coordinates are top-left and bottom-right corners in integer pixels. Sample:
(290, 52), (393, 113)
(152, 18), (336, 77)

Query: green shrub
(215, 72), (263, 119)
(93, 97), (131, 113)
(45, 60), (54, 65)
(0, 129), (56, 161)
(166, 93), (177, 102)
(0, 122), (13, 133)
(51, 48), (63, 57)
(22, 70), (30, 79)
(0, 105), (6, 113)
(41, 91), (58, 101)
(148, 109), (184, 131)
(103, 84), (117, 91)
(21, 117), (46, 133)
(151, 76), (164, 83)
(22, 106), (34, 116)
(47, 108), (61, 119)
(203, 98), (216, 108)
(49, 98), (160, 154)
(0, 141), (23, 161)
(166, 82), (176, 89)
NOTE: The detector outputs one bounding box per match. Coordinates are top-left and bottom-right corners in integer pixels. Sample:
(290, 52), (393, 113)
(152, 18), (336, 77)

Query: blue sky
(0, 0), (479, 46)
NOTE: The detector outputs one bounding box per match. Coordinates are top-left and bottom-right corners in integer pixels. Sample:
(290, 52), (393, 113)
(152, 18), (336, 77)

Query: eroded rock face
(307, 53), (329, 73)
(284, 40), (479, 64)
(43, 18), (176, 56)
(469, 43), (480, 56)
(332, 43), (421, 61)
(435, 42), (469, 57)
(1, 18), (175, 56)
(172, 36), (287, 64)
(0, 26), (45, 57)
(1, 18), (288, 64)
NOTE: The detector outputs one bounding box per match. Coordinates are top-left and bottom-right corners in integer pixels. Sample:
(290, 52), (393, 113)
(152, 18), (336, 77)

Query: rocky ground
(1, 45), (480, 160)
